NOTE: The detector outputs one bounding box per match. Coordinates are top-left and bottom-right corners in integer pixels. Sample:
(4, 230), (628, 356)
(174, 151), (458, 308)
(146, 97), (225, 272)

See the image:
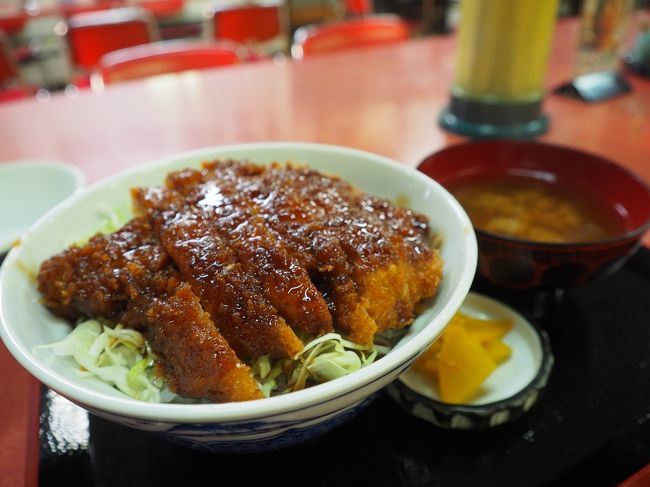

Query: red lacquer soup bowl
(417, 140), (650, 290)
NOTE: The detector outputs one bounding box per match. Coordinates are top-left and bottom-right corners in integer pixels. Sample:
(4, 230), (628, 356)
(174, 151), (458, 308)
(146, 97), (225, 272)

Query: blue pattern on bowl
(84, 392), (381, 452)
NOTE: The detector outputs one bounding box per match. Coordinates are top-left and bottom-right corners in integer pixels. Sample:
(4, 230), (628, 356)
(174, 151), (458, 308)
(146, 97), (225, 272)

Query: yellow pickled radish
(446, 312), (469, 329)
(414, 357), (440, 381)
(412, 339), (442, 377)
(411, 310), (514, 404)
(461, 314), (512, 343)
(482, 338), (512, 365)
(437, 325), (497, 404)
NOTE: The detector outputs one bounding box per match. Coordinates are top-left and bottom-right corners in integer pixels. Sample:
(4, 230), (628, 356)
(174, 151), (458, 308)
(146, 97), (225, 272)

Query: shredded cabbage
(37, 320), (174, 403)
(95, 204), (132, 235)
(66, 204), (132, 248)
(251, 333), (388, 397)
(41, 323), (388, 402)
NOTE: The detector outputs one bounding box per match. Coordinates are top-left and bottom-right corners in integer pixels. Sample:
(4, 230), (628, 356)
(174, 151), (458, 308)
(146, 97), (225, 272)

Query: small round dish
(0, 161), (85, 253)
(388, 292), (553, 429)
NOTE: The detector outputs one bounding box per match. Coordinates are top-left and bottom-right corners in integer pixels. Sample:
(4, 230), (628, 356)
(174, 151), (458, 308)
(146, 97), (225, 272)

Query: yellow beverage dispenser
(440, 0), (560, 138)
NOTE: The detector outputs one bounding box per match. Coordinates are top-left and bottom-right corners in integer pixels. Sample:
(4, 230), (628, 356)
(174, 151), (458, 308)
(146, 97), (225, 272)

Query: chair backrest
(0, 14), (28, 35)
(0, 29), (19, 87)
(59, 0), (117, 17)
(207, 2), (288, 56)
(0, 29), (31, 102)
(291, 14), (410, 58)
(344, 0), (372, 16)
(98, 39), (245, 84)
(66, 7), (160, 71)
(126, 0), (185, 19)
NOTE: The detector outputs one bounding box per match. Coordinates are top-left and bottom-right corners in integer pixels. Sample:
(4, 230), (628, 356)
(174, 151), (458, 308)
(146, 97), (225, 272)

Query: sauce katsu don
(37, 160), (443, 403)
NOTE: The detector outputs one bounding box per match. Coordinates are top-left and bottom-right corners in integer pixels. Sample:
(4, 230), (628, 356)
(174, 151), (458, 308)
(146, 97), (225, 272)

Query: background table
(1, 20), (648, 185)
(1, 17), (650, 487)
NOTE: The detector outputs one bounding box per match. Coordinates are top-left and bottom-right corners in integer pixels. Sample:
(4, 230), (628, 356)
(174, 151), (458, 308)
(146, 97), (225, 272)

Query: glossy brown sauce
(38, 160), (443, 402)
(37, 217), (263, 402)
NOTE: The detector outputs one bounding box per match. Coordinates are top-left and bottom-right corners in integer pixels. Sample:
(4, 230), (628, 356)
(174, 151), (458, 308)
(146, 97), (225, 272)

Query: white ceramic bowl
(0, 142), (477, 452)
(0, 161), (85, 253)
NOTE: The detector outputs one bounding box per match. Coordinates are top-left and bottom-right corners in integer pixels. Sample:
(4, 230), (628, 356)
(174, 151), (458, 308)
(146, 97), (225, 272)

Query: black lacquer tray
(39, 248), (650, 487)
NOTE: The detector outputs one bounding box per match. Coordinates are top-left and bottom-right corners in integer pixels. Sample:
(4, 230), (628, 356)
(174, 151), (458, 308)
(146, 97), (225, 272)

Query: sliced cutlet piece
(164, 166), (333, 338)
(37, 217), (168, 327)
(132, 186), (304, 360)
(275, 166), (442, 334)
(146, 284), (263, 402)
(350, 195), (443, 333)
(206, 160), (379, 344)
(225, 161), (442, 342)
(37, 217), (263, 403)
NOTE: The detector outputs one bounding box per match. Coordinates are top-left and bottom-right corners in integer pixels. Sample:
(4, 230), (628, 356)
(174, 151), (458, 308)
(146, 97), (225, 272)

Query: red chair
(206, 2), (288, 57)
(0, 30), (18, 86)
(0, 29), (32, 102)
(0, 14), (28, 36)
(98, 39), (246, 84)
(65, 7), (160, 71)
(291, 14), (410, 58)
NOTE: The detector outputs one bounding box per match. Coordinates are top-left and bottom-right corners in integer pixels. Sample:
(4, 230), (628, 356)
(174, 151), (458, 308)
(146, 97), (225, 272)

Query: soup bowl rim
(417, 140), (650, 249)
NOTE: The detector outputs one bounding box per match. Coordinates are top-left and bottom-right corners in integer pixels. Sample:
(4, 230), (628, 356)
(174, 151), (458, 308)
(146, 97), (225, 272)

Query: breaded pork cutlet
(37, 218), (262, 402)
(200, 160), (443, 344)
(345, 194), (442, 334)
(203, 160), (376, 344)
(162, 166), (334, 338)
(38, 217), (170, 327)
(37, 159), (442, 403)
(132, 186), (304, 360)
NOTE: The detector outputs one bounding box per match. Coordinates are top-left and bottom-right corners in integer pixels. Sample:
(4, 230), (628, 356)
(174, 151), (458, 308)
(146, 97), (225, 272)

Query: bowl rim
(417, 139), (650, 248)
(0, 141), (478, 423)
(0, 159), (86, 192)
(0, 160), (86, 252)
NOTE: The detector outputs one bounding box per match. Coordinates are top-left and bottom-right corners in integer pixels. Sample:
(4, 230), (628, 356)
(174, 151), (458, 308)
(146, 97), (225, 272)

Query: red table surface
(0, 18), (649, 485)
(0, 343), (40, 487)
(0, 20), (648, 183)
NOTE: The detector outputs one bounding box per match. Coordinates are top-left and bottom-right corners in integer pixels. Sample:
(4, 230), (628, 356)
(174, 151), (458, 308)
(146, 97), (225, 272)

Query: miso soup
(449, 175), (627, 243)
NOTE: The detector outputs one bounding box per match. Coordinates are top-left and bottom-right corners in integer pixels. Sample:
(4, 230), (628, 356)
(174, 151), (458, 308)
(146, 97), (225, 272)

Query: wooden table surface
(0, 17), (649, 486)
(1, 19), (649, 184)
